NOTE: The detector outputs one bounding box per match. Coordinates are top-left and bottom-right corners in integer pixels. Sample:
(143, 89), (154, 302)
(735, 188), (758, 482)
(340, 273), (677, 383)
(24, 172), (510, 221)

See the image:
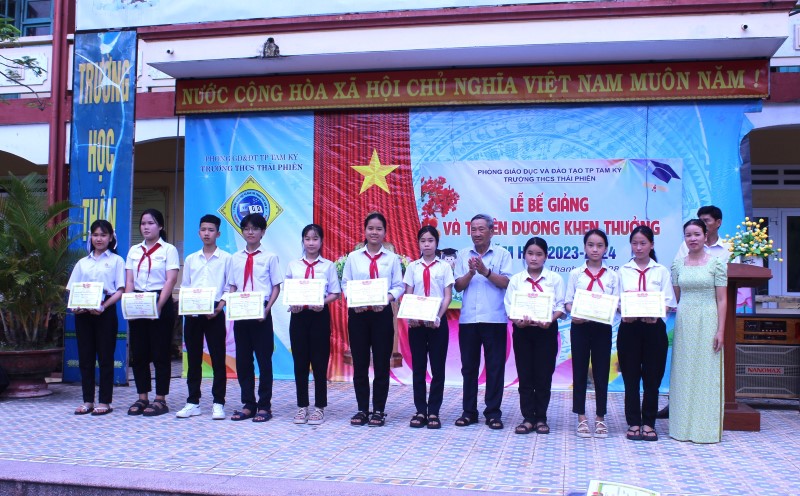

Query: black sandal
(427, 414), (442, 430)
(626, 426), (643, 441)
(454, 415), (477, 427)
(368, 411), (386, 427)
(231, 408), (255, 421)
(535, 422), (550, 434)
(486, 418), (504, 430)
(252, 410), (272, 423)
(127, 399), (149, 416)
(350, 411), (369, 426)
(642, 427), (658, 442)
(515, 421), (535, 435)
(142, 399), (168, 417)
(410, 413), (427, 428)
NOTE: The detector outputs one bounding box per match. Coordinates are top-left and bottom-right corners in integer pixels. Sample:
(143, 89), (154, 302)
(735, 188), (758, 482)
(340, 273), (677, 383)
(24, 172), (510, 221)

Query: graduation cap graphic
(631, 159), (681, 184)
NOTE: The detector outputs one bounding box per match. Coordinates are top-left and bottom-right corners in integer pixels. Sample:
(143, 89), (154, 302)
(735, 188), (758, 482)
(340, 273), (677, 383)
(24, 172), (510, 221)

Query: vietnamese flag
(313, 110), (420, 380)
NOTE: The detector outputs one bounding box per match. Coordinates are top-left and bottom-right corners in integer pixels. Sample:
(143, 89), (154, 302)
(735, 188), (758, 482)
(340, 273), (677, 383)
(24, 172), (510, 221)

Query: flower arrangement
(724, 217), (783, 263)
(420, 176), (460, 228)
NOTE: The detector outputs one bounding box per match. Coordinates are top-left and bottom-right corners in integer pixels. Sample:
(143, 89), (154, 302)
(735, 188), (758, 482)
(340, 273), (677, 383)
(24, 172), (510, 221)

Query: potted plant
(0, 173), (78, 397)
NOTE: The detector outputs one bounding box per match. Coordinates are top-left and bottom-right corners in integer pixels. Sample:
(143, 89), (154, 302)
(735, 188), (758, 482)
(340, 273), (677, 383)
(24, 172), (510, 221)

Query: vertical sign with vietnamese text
(65, 31), (136, 385)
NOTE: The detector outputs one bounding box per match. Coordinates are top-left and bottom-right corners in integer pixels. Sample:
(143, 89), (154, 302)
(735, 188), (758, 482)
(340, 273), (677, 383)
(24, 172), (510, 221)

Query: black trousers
(233, 313), (274, 411)
(570, 320), (612, 416)
(409, 318), (449, 416)
(75, 306), (118, 404)
(348, 306), (394, 413)
(513, 321), (558, 424)
(184, 308), (227, 405)
(129, 295), (175, 396)
(459, 322), (507, 420)
(290, 307), (331, 408)
(617, 319), (668, 428)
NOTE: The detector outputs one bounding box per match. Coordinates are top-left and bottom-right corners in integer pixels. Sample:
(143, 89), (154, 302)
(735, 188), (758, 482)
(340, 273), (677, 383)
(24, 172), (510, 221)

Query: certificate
(508, 291), (553, 322)
(621, 291), (666, 319)
(282, 278), (325, 306)
(587, 480), (660, 496)
(178, 287), (216, 316)
(226, 291), (265, 321)
(68, 282), (104, 309)
(398, 295), (442, 322)
(570, 289), (619, 325)
(346, 278), (388, 308)
(121, 292), (159, 320)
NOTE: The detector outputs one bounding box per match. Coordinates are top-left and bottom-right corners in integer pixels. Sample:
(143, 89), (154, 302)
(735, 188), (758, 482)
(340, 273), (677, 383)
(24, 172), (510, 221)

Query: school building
(1, 0), (799, 391)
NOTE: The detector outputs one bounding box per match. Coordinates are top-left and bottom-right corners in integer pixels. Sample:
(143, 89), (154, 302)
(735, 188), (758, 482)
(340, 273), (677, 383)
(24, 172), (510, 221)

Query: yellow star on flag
(351, 149), (399, 194)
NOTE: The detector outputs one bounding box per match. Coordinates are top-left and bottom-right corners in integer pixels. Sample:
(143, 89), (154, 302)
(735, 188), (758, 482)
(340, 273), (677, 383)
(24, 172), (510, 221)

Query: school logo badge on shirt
(218, 175), (284, 234)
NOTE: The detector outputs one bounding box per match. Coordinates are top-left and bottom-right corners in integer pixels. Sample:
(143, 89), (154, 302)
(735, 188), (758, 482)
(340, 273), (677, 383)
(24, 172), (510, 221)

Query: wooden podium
(723, 263), (772, 431)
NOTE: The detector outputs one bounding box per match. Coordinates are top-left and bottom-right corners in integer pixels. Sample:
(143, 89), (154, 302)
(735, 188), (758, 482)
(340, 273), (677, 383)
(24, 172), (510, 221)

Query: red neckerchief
(243, 250), (261, 291)
(302, 258), (319, 279)
(365, 251), (382, 279)
(422, 259), (438, 297)
(584, 267), (606, 292)
(137, 243), (162, 277)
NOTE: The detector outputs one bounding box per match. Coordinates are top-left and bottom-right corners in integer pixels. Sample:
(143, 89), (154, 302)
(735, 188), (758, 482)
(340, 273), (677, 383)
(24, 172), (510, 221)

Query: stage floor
(1, 368), (798, 496)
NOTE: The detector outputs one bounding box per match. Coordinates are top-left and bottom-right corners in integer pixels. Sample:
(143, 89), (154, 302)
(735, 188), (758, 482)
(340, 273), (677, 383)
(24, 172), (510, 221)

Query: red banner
(176, 60), (769, 114)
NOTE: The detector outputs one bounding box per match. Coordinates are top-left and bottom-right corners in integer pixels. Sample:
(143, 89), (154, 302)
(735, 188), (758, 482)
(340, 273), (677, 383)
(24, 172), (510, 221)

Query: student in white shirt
(227, 213), (283, 423)
(504, 237), (565, 435)
(342, 212), (404, 427)
(67, 220), (125, 416)
(175, 214), (231, 421)
(124, 209), (180, 417)
(617, 225), (677, 441)
(285, 224), (341, 426)
(402, 226), (454, 430)
(565, 229), (620, 439)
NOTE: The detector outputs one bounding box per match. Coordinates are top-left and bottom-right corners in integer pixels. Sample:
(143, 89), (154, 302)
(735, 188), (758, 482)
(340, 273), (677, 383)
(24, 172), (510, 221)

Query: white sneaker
(212, 403), (225, 420)
(293, 407), (308, 424)
(175, 403), (201, 418)
(308, 407), (325, 425)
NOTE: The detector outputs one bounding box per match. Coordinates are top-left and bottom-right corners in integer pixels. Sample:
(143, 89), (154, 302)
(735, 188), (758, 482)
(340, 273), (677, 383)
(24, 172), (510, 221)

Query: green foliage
(1, 16), (47, 107)
(0, 174), (80, 350)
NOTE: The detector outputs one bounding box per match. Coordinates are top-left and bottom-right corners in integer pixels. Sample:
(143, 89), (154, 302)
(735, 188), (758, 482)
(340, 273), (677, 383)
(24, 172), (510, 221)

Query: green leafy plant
(1, 16), (47, 108)
(0, 173), (79, 350)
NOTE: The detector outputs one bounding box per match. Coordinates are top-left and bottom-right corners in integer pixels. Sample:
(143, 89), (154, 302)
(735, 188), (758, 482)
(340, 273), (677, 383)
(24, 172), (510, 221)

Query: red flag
(314, 110), (420, 380)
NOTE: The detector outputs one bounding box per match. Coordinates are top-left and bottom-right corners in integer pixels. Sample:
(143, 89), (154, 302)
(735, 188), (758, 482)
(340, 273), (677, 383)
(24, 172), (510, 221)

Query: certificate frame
(620, 291), (666, 319)
(178, 286), (216, 316)
(226, 291), (265, 321)
(397, 295), (442, 322)
(68, 282), (104, 309)
(508, 291), (554, 322)
(346, 278), (388, 308)
(570, 289), (619, 325)
(282, 278), (325, 307)
(121, 292), (159, 320)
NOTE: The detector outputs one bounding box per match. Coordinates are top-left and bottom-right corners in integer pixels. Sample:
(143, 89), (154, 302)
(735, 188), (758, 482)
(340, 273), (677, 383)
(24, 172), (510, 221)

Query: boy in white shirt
(176, 215), (231, 420)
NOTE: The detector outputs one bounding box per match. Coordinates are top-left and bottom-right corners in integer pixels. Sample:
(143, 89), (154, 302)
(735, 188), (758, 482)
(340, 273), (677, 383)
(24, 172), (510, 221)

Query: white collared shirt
(455, 244), (513, 324)
(67, 250), (126, 295)
(504, 268), (566, 317)
(403, 258), (455, 298)
(181, 247), (232, 302)
(284, 256), (341, 297)
(227, 245), (284, 301)
(619, 259), (677, 308)
(565, 262), (621, 304)
(342, 246), (404, 301)
(125, 238), (180, 291)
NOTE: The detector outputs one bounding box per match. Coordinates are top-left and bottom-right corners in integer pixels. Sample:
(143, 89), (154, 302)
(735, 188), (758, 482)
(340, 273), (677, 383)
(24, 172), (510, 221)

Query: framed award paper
(570, 289), (619, 325)
(282, 279), (325, 306)
(226, 291), (265, 321)
(620, 291), (666, 319)
(508, 291), (554, 322)
(398, 295), (442, 322)
(178, 287), (216, 316)
(346, 278), (388, 308)
(121, 292), (159, 320)
(68, 282), (104, 309)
